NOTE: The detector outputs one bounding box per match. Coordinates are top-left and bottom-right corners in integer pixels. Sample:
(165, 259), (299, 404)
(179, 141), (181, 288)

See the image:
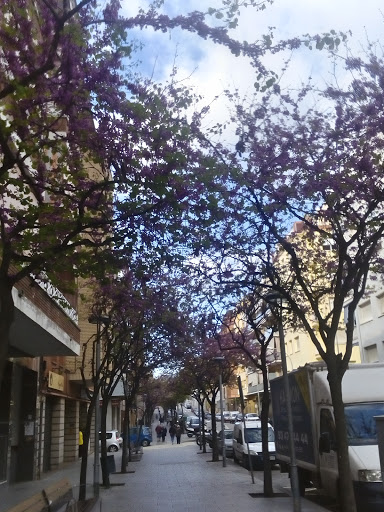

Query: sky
(119, 0), (384, 146)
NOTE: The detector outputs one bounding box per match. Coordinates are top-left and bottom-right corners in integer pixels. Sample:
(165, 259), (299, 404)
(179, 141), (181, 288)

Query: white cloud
(119, 0), (384, 144)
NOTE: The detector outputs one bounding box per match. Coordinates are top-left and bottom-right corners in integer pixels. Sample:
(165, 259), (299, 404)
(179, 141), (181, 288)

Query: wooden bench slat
(43, 478), (72, 503)
(43, 478), (74, 512)
(6, 492), (46, 512)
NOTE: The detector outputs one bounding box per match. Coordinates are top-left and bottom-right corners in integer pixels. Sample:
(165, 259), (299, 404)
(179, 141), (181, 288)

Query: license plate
(270, 455), (276, 460)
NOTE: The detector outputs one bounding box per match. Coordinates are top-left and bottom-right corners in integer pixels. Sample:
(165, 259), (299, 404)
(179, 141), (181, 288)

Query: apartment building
(0, 272), (81, 484)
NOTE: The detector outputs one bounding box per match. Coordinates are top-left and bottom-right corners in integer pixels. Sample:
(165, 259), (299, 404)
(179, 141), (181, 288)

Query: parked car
(218, 429), (234, 457)
(128, 426), (152, 447)
(244, 413), (259, 421)
(186, 416), (204, 437)
(223, 411), (231, 422)
(215, 412), (232, 423)
(99, 430), (123, 452)
(234, 413), (243, 422)
(233, 420), (276, 468)
(229, 411), (240, 423)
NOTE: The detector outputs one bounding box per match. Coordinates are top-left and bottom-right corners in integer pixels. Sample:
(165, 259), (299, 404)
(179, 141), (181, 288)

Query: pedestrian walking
(161, 425), (167, 442)
(169, 424), (176, 444)
(155, 424), (162, 442)
(175, 423), (182, 445)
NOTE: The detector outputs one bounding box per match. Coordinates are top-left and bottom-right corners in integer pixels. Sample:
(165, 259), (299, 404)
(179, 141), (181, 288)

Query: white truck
(270, 362), (384, 512)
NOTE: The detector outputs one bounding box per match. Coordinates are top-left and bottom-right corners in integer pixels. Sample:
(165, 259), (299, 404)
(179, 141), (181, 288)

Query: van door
(318, 407), (338, 497)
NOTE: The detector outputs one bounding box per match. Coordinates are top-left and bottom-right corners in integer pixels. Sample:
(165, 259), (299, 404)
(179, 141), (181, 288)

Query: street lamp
(88, 313), (110, 498)
(266, 293), (301, 512)
(213, 356), (226, 468)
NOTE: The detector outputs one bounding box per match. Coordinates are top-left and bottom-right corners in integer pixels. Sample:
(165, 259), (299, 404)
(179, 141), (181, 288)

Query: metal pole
(278, 317), (301, 511)
(218, 369), (226, 467)
(93, 320), (100, 498)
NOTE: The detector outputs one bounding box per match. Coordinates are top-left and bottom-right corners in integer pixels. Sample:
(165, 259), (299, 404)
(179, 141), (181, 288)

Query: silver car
(217, 429), (234, 457)
(99, 430), (123, 452)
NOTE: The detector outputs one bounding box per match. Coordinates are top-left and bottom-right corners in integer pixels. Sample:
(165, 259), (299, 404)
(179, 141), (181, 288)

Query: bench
(43, 478), (75, 511)
(6, 492), (47, 512)
(7, 478), (77, 512)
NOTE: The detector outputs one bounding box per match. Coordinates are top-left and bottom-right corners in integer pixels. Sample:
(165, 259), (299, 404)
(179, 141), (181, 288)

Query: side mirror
(319, 432), (331, 454)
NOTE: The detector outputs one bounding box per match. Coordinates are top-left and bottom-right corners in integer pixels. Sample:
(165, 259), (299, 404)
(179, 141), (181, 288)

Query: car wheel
(141, 439), (149, 447)
(108, 445), (118, 452)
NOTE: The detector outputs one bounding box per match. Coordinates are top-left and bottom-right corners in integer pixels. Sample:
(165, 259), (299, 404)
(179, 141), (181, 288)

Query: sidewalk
(0, 455), (94, 512)
(98, 436), (329, 512)
(0, 435), (331, 512)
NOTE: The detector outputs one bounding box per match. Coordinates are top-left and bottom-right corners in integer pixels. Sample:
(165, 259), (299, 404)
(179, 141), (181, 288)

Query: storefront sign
(48, 371), (64, 391)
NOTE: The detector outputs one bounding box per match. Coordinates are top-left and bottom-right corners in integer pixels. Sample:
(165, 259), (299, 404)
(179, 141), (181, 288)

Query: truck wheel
(141, 439), (149, 447)
(242, 454), (249, 470)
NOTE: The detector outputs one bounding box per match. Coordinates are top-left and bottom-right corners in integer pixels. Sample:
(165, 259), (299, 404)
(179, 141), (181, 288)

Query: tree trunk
(201, 402), (207, 453)
(121, 397), (129, 472)
(261, 362), (273, 497)
(210, 399), (219, 461)
(0, 278), (15, 391)
(327, 360), (357, 512)
(100, 397), (110, 488)
(79, 401), (94, 501)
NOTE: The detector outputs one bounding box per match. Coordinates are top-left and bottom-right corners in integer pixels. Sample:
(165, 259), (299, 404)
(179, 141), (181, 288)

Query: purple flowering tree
(193, 46), (384, 511)
(80, 268), (192, 493)
(0, 0), (287, 386)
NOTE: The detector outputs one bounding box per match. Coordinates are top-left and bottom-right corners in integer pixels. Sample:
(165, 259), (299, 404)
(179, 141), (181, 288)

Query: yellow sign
(48, 371), (64, 391)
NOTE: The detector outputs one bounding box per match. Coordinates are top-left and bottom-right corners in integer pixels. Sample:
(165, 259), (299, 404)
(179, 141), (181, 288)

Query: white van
(233, 420), (276, 468)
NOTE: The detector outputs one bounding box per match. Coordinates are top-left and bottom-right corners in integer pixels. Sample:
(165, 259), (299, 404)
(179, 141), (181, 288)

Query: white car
(244, 413), (259, 421)
(99, 430), (123, 452)
(233, 420), (276, 468)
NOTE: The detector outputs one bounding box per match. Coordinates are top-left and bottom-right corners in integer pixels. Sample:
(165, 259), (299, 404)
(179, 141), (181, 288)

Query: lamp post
(88, 314), (109, 498)
(266, 294), (301, 512)
(213, 356), (226, 468)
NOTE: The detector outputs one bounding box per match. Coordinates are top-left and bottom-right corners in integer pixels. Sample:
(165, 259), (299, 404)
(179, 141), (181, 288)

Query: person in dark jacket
(161, 425), (167, 442)
(169, 424), (176, 444)
(155, 423), (162, 442)
(175, 424), (182, 445)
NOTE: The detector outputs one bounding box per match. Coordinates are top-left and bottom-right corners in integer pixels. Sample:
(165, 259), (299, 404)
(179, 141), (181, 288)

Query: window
(345, 403), (384, 445)
(287, 339), (293, 355)
(358, 301), (372, 324)
(377, 294), (384, 316)
(365, 344), (378, 363)
(343, 304), (357, 327)
(244, 427), (275, 443)
(294, 336), (300, 352)
(319, 408), (337, 451)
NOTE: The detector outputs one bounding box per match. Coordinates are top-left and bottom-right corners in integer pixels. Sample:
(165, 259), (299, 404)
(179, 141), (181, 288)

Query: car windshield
(345, 403), (384, 446)
(245, 427), (275, 443)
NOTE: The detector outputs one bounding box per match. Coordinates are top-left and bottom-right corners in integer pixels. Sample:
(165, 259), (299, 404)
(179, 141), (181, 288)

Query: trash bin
(104, 454), (116, 474)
